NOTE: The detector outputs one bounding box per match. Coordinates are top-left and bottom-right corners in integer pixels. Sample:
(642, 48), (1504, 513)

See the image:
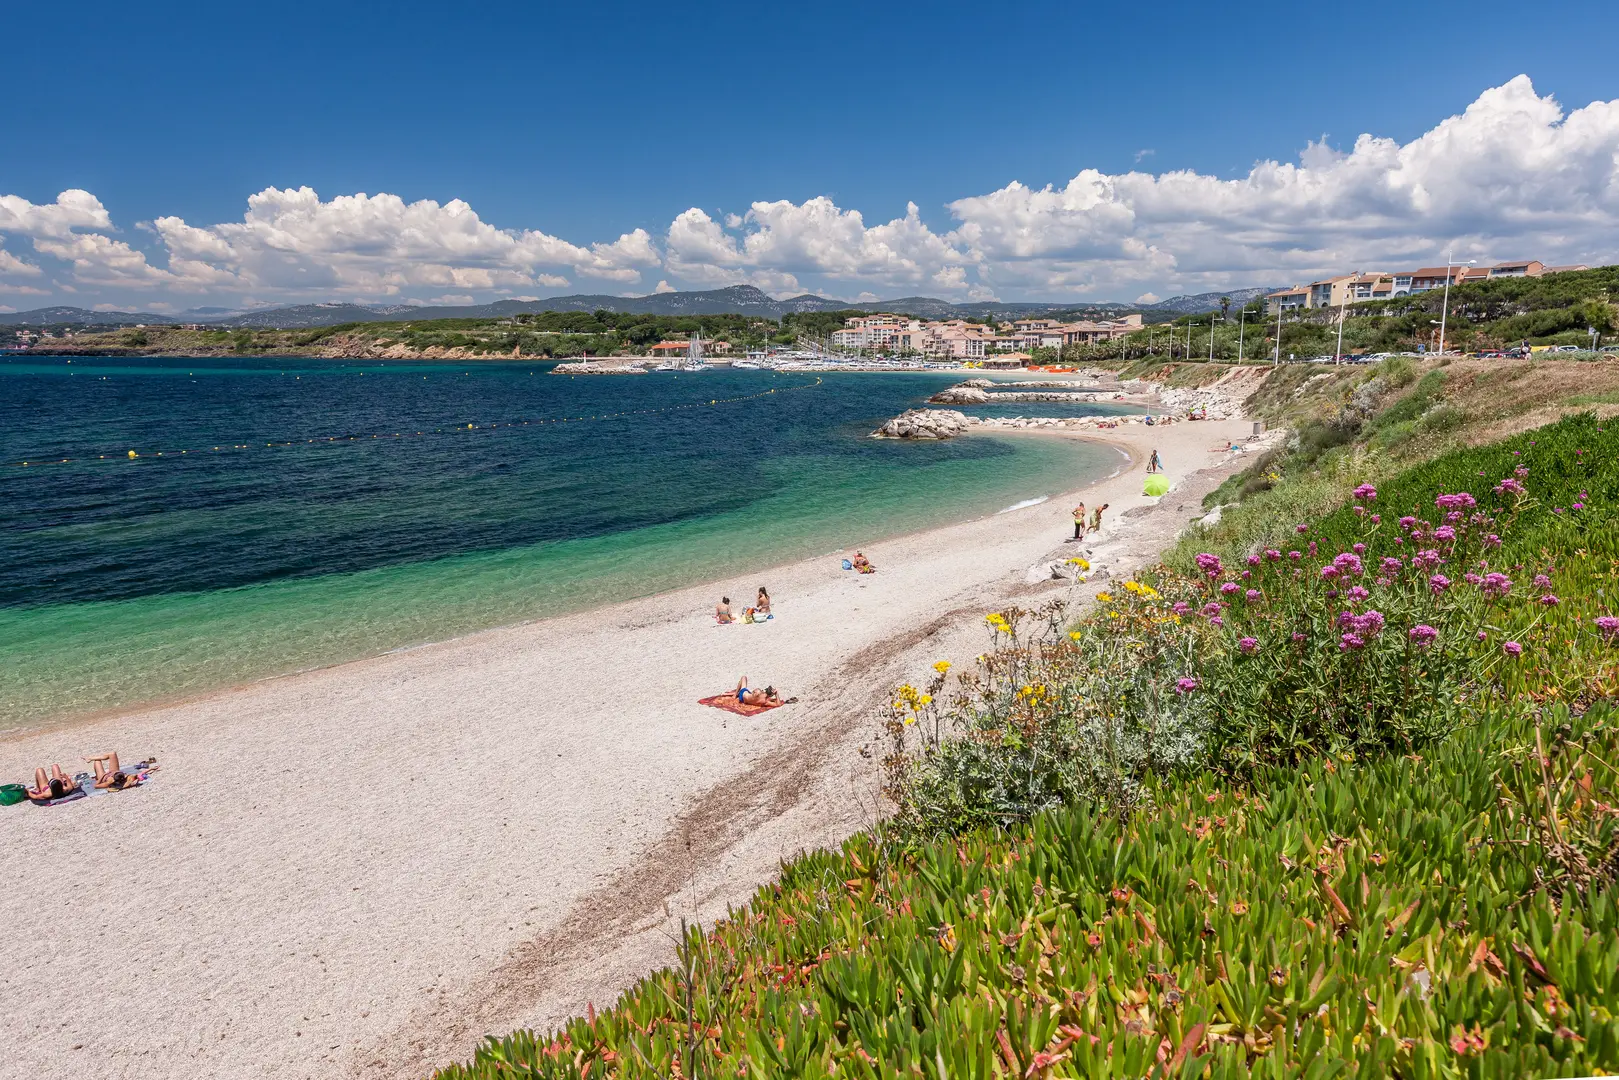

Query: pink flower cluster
(1434, 493), (1477, 512)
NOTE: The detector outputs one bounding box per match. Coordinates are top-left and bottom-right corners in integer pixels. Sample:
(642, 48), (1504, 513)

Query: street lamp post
(1273, 300), (1283, 365)
(1334, 273), (1354, 362)
(1208, 315), (1215, 362)
(1237, 308), (1246, 362)
(1436, 254), (1475, 357)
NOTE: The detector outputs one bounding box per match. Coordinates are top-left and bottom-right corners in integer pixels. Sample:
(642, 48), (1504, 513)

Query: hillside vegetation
(1062, 266), (1619, 364)
(16, 311), (808, 359)
(435, 360), (1619, 1078)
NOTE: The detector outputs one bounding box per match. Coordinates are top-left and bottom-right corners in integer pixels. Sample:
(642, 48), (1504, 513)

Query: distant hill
(0, 283), (1284, 331)
(1142, 288), (1279, 315)
(0, 306), (179, 327)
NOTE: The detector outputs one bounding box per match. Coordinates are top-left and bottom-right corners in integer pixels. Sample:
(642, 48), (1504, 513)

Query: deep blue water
(0, 356), (1119, 725)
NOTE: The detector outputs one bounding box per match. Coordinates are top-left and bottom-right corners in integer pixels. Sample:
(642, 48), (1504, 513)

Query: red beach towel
(698, 694), (782, 717)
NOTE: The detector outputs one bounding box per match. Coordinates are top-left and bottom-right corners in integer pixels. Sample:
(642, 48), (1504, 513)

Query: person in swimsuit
(1089, 503), (1109, 533)
(1072, 502), (1086, 540)
(735, 677), (782, 708)
(1147, 449), (1162, 473)
(715, 597), (735, 624)
(87, 752), (138, 790)
(851, 552), (874, 573)
(26, 764), (76, 803)
(755, 587), (771, 616)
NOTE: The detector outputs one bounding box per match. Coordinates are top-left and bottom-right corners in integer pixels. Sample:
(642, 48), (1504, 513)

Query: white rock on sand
(0, 418), (1257, 1080)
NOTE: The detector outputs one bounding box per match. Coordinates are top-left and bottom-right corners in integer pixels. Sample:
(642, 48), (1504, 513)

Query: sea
(1, 357), (1131, 730)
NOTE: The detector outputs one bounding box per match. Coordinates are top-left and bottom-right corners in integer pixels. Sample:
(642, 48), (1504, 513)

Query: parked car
(1601, 344), (1619, 353)
(1472, 349), (1504, 359)
(1552, 344), (1581, 352)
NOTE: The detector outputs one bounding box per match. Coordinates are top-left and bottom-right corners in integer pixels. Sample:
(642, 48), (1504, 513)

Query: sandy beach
(1, 413), (1264, 1079)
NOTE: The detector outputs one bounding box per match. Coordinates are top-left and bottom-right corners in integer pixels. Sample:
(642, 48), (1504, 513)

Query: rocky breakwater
(871, 409), (971, 440)
(927, 381), (1140, 406)
(550, 359), (649, 375)
(927, 385), (991, 405)
(973, 414), (1168, 430)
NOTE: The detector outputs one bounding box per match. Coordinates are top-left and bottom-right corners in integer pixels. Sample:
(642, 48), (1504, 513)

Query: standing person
(1071, 502), (1087, 540)
(1089, 503), (1109, 534)
(1147, 448), (1163, 474)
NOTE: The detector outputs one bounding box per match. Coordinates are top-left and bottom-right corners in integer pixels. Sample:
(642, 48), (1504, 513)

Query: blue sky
(3, 0), (1618, 310)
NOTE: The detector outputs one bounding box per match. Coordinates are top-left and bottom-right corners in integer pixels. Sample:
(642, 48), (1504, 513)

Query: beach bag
(841, 559), (852, 570)
(1143, 474), (1170, 497)
(0, 783), (26, 806)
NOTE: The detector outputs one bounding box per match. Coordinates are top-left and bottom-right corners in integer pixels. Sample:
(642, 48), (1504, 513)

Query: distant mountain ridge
(1, 284), (1282, 330)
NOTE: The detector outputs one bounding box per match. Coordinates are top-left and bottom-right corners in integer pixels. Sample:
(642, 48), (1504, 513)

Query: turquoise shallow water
(1, 357), (1119, 728)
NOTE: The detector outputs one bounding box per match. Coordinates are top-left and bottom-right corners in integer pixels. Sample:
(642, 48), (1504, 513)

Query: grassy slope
(433, 369), (1619, 1077)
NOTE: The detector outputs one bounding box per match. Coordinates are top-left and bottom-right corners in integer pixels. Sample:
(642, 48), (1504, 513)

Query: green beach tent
(1143, 474), (1170, 497)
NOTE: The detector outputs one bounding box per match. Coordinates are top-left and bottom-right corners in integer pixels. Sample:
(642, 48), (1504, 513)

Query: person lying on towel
(851, 551), (875, 573)
(735, 676), (783, 708)
(26, 763), (77, 804)
(87, 751), (139, 791)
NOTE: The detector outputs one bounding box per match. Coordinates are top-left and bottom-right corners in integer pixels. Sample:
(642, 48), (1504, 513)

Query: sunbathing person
(734, 676), (783, 708)
(851, 552), (875, 573)
(755, 587), (771, 615)
(26, 764), (77, 803)
(86, 751), (138, 790)
(715, 596), (735, 624)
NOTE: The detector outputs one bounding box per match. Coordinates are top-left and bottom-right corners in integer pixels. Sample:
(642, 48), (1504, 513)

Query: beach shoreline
(3, 426), (1121, 742)
(0, 414), (1270, 1080)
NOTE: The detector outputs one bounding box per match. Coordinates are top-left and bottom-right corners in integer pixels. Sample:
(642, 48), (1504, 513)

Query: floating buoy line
(10, 376), (823, 469)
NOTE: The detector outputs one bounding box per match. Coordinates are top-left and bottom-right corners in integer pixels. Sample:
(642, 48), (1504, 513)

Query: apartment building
(1267, 259), (1577, 314)
(830, 312), (1143, 358)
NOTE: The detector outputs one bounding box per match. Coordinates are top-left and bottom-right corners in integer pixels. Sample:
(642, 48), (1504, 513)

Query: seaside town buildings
(829, 313), (1144, 358)
(1265, 260), (1591, 314)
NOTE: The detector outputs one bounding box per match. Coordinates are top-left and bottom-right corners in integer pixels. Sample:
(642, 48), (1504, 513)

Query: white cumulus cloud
(149, 187), (660, 298)
(1, 76), (1616, 309)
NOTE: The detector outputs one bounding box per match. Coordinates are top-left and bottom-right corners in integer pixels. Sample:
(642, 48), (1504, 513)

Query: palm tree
(1219, 296), (1232, 321)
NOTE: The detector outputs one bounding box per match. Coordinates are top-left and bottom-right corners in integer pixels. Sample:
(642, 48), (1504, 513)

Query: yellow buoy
(127, 450), (138, 459)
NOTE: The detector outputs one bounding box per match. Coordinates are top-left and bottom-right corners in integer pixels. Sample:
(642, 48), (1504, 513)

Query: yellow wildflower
(1096, 592), (1113, 603)
(1067, 557), (1091, 570)
(919, 694), (933, 706)
(933, 660), (951, 673)
(1069, 630), (1082, 641)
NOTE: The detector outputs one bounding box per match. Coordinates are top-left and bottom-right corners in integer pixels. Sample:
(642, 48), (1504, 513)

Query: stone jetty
(871, 409), (972, 439)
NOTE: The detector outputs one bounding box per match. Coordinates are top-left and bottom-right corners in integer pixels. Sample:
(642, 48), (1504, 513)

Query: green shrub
(1374, 354), (1417, 388)
(1419, 403), (1467, 434)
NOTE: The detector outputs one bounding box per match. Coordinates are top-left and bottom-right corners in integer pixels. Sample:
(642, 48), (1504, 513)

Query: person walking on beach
(1147, 448), (1163, 474)
(1071, 502), (1087, 540)
(1089, 503), (1109, 534)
